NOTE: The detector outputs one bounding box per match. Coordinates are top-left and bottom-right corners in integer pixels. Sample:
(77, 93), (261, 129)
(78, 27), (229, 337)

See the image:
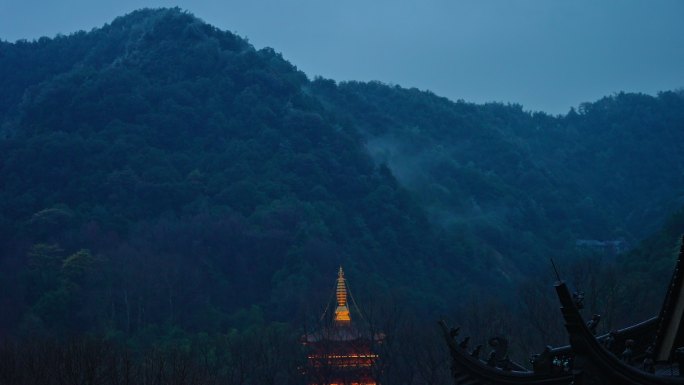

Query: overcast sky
(1, 0), (682, 114)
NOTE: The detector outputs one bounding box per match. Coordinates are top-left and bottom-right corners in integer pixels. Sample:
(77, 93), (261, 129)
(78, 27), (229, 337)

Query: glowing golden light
(334, 266), (351, 323)
(303, 267), (381, 385)
(328, 383), (376, 385)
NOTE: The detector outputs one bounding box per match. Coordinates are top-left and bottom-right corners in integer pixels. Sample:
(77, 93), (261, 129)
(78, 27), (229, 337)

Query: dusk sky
(1, 0), (682, 114)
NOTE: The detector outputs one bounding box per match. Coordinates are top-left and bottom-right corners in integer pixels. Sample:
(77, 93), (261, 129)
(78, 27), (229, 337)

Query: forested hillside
(1, 8), (683, 344)
(312, 81), (684, 276)
(0, 9), (470, 339)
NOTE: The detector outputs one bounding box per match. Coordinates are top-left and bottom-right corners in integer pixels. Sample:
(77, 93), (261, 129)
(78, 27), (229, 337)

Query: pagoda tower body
(303, 267), (383, 385)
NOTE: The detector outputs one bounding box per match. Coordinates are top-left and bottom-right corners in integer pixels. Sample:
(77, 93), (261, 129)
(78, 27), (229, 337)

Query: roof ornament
(550, 258), (562, 282)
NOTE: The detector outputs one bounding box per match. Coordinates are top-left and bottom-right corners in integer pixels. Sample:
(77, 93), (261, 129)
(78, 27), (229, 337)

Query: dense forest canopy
(1, 8), (683, 351)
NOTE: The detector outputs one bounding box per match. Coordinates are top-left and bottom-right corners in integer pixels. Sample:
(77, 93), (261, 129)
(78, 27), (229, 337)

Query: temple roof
(304, 323), (379, 343)
(439, 234), (684, 385)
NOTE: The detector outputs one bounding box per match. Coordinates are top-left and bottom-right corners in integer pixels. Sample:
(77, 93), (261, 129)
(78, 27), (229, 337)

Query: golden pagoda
(302, 267), (383, 385)
(334, 267), (351, 324)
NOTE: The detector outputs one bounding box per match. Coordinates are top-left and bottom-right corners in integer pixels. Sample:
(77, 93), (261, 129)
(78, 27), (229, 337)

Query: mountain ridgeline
(1, 8), (683, 339)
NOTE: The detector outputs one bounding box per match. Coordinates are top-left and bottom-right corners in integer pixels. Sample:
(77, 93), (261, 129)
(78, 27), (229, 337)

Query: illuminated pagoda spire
(302, 266), (383, 385)
(334, 266), (351, 324)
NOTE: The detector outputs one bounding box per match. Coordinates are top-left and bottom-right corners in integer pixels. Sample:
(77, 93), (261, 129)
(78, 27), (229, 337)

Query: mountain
(616, 206), (684, 322)
(0, 9), (465, 337)
(311, 81), (684, 271)
(1, 8), (683, 339)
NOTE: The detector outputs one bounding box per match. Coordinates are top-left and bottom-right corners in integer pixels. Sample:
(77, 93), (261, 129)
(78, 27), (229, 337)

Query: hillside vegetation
(1, 8), (683, 342)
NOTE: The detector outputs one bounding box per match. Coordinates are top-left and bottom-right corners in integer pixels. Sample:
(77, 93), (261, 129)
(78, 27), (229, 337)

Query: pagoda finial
(334, 266), (351, 324)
